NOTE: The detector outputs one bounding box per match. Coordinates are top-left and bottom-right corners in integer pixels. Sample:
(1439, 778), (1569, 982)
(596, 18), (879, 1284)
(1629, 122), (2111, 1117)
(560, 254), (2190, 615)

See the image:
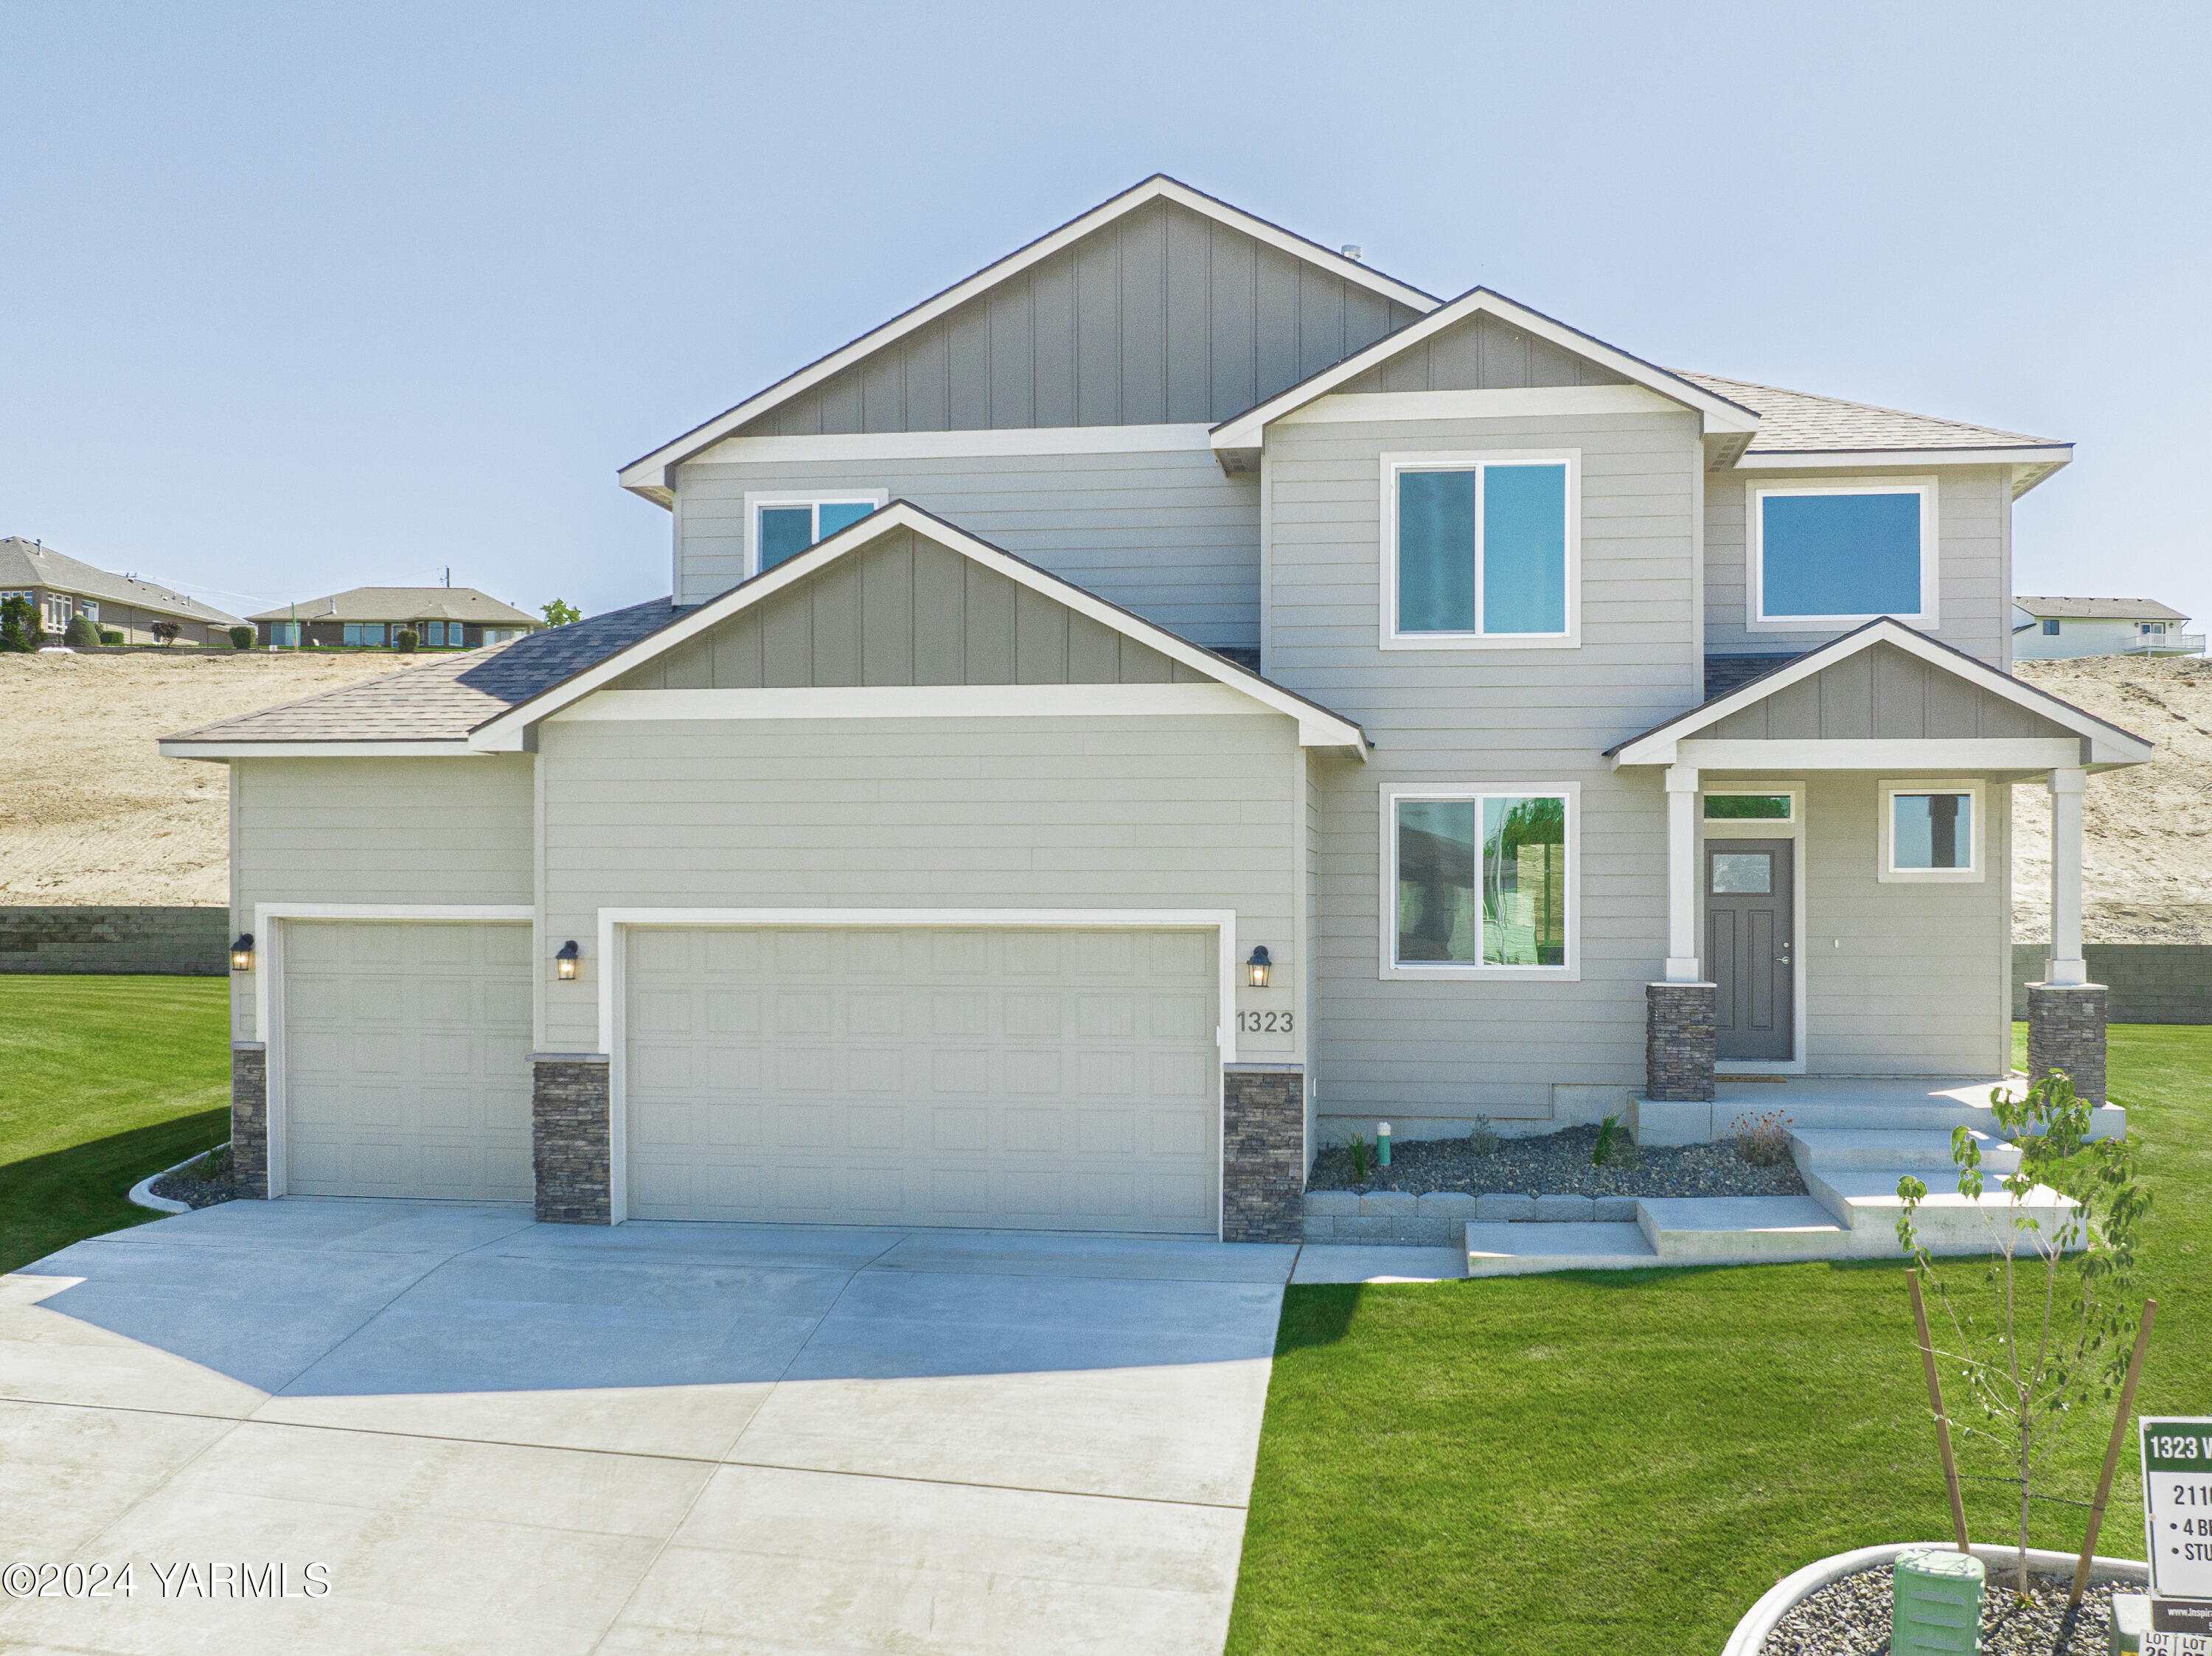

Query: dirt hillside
(4, 648), (2208, 936)
(2012, 655), (2212, 942)
(0, 650), (409, 905)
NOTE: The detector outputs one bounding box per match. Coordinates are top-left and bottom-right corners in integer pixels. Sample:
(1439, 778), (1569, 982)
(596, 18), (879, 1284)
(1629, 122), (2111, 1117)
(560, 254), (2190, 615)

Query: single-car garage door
(625, 926), (1220, 1233)
(282, 922), (533, 1200)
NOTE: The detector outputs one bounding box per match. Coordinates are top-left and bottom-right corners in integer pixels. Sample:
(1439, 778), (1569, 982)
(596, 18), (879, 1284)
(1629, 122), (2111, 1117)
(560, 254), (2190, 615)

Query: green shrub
(394, 628), (418, 652)
(98, 627), (123, 644)
(228, 625), (254, 650)
(62, 613), (98, 647)
(1343, 1132), (1376, 1183)
(0, 594), (32, 651)
(1466, 1116), (1502, 1155)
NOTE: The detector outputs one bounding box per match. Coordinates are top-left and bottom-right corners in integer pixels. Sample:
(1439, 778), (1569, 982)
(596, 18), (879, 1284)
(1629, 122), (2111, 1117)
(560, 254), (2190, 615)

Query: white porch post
(2047, 765), (2088, 986)
(1665, 764), (1701, 982)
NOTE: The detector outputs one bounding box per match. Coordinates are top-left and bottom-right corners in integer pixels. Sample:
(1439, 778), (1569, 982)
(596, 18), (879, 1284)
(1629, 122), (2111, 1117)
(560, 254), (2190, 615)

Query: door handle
(1777, 950), (1792, 965)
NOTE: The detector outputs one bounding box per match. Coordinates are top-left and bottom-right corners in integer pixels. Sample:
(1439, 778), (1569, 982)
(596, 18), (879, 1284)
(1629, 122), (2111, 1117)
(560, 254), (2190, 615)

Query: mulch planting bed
(1307, 1121), (1809, 1200)
(148, 1144), (246, 1209)
(1762, 1565), (2125, 1655)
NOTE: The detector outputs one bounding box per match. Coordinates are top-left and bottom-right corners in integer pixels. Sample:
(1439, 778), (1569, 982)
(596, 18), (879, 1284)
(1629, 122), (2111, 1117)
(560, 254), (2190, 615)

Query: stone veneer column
(532, 1052), (612, 1224)
(1221, 1062), (1304, 1244)
(2026, 982), (2107, 1104)
(1644, 981), (1717, 1102)
(231, 1040), (268, 1198)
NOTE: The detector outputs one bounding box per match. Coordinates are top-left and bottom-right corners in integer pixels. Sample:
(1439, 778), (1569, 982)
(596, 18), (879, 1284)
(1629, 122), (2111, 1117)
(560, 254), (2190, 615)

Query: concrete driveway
(0, 1200), (1298, 1655)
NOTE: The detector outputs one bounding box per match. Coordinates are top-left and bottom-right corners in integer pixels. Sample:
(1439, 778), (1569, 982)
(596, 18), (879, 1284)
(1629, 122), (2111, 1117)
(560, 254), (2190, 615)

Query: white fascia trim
(251, 902), (535, 1200)
(1677, 737), (2084, 770)
(1745, 478), (1938, 633)
(1379, 450), (1581, 651)
(1877, 777), (1986, 883)
(1608, 619), (2155, 767)
(1279, 385), (1682, 426)
(742, 489), (890, 579)
(1736, 445), (2072, 473)
(470, 501), (1368, 754)
(619, 178), (1438, 493)
(1210, 288), (1762, 454)
(1377, 782), (1581, 983)
(692, 423), (1214, 466)
(549, 683), (1278, 726)
(159, 740), (481, 760)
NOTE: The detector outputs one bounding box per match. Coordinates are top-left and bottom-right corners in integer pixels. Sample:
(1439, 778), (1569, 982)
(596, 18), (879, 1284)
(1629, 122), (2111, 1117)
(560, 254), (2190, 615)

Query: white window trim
(1700, 780), (1807, 1074)
(1379, 450), (1582, 651)
(1746, 478), (1938, 633)
(1877, 777), (1984, 883)
(1378, 782), (1580, 981)
(742, 489), (890, 578)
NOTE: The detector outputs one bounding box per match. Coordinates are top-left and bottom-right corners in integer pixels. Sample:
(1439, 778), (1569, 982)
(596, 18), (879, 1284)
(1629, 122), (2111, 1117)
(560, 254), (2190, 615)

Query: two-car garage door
(624, 926), (1222, 1234)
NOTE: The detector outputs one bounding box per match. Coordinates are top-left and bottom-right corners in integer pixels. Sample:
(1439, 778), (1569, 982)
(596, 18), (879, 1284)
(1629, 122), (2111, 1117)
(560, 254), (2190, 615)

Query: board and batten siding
(535, 714), (1304, 1060)
(673, 450), (1261, 646)
(1703, 465), (2014, 667)
(734, 196), (1422, 438)
(1706, 641), (2076, 742)
(1332, 310), (1630, 394)
(228, 756), (535, 1040)
(1262, 409), (1706, 1119)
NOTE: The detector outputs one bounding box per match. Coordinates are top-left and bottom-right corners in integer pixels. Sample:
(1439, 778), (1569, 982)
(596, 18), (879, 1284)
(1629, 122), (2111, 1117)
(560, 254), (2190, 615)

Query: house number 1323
(1237, 1011), (1293, 1034)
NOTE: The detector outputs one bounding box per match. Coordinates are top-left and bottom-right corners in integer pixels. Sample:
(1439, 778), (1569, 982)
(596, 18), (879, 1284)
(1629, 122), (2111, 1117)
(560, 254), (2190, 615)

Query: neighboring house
(248, 587), (540, 650)
(0, 536), (248, 644)
(2011, 594), (2201, 660)
(162, 175), (2151, 1243)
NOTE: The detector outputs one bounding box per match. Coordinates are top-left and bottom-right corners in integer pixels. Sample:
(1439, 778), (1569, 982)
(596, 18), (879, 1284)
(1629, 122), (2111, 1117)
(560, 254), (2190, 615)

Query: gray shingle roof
(2016, 595), (2188, 622)
(166, 599), (679, 744)
(1673, 372), (2063, 454)
(0, 537), (248, 628)
(246, 586), (540, 626)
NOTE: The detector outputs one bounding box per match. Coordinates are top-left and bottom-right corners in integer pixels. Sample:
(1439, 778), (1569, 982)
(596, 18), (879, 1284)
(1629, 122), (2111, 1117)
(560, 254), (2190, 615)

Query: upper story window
(744, 491), (890, 576)
(1382, 784), (1576, 979)
(1382, 452), (1579, 650)
(1747, 480), (1937, 633)
(2042, 619), (2061, 636)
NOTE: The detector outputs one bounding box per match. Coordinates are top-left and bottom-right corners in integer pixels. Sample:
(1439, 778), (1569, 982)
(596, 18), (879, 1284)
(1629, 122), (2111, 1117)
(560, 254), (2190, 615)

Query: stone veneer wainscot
(230, 1040), (269, 1198)
(1221, 1063), (1304, 1243)
(531, 1053), (612, 1224)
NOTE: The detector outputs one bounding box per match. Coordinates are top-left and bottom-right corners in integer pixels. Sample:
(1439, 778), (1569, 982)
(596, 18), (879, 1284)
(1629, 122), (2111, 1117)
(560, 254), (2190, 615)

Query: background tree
(0, 594), (35, 651)
(150, 620), (179, 645)
(541, 599), (581, 627)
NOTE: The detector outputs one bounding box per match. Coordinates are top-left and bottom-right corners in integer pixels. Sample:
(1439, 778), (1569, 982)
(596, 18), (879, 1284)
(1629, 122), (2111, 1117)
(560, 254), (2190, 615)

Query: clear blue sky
(4, 2), (2206, 626)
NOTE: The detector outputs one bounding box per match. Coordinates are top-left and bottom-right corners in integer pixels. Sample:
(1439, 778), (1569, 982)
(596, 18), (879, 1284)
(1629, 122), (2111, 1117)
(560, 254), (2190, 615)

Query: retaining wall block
(1357, 1191), (1418, 1218)
(1532, 1194), (1596, 1222)
(1303, 1190), (1359, 1217)
(1416, 1191), (1480, 1224)
(1475, 1193), (1537, 1222)
(1593, 1196), (1638, 1222)
(1302, 1215), (1335, 1240)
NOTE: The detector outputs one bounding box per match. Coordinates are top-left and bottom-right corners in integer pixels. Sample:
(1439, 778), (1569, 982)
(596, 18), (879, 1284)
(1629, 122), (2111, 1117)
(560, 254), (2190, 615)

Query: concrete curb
(127, 1144), (229, 1215)
(1720, 1542), (2147, 1656)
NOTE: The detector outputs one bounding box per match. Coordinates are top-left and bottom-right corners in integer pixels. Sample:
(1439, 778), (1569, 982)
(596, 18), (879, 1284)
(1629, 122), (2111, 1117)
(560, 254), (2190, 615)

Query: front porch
(1607, 621), (2155, 1124)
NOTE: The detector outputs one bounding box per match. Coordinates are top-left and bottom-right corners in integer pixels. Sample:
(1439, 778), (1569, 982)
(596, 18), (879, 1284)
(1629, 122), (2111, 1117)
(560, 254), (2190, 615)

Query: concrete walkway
(1, 1200), (1299, 1655)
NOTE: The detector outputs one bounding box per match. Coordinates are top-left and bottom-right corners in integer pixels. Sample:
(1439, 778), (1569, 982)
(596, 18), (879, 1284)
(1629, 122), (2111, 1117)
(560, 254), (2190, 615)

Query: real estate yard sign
(2144, 1419), (2212, 1656)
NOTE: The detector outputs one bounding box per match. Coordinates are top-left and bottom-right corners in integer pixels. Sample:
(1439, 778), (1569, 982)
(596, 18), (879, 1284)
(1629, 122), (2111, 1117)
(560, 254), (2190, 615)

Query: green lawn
(1230, 1024), (2211, 1655)
(0, 975), (232, 1273)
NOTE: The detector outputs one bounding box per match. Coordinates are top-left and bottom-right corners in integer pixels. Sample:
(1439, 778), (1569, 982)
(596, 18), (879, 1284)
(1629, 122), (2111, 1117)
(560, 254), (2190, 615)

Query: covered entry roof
(1606, 619), (2155, 770)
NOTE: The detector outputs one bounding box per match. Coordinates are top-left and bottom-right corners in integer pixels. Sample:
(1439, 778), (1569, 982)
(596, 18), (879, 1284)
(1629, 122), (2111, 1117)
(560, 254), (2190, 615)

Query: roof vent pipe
(1340, 245), (1363, 262)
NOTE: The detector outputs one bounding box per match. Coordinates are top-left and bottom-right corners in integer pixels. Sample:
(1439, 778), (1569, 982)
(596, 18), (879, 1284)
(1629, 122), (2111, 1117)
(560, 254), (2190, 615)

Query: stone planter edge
(1719, 1542), (2146, 1656)
(127, 1141), (234, 1215)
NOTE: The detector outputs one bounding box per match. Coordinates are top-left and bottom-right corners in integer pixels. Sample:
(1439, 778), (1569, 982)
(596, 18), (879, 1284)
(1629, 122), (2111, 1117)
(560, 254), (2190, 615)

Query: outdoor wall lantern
(555, 939), (581, 981)
(1246, 944), (1272, 989)
(229, 933), (254, 973)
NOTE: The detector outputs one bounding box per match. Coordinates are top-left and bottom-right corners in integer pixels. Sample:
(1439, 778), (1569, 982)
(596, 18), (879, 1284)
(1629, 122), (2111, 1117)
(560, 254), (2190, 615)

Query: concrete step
(1636, 1196), (1850, 1263)
(1464, 1221), (1658, 1277)
(1790, 1127), (2023, 1175)
(1728, 1098), (2128, 1141)
(1801, 1166), (2081, 1257)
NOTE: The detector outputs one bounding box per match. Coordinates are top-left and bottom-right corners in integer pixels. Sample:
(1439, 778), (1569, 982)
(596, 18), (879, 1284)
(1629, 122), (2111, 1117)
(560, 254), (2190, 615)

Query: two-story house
(162, 177), (2150, 1242)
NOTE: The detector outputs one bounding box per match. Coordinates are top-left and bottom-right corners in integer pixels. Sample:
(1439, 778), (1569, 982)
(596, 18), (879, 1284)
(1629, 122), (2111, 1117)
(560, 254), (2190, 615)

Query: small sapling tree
(1896, 1070), (2150, 1595)
(541, 598), (581, 627)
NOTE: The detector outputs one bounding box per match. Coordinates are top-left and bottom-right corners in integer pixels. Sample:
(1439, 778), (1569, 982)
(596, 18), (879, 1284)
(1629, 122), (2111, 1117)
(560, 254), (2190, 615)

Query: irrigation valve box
(2143, 1418), (2212, 1655)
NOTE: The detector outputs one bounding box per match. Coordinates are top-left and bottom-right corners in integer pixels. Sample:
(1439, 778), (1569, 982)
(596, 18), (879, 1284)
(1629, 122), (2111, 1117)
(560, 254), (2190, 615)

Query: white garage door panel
(626, 927), (1220, 1234)
(283, 922), (533, 1201)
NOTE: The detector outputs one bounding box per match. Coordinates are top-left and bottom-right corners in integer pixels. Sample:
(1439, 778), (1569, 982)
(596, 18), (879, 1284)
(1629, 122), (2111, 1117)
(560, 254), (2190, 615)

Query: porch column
(2046, 766), (2087, 986)
(1664, 764), (1702, 981)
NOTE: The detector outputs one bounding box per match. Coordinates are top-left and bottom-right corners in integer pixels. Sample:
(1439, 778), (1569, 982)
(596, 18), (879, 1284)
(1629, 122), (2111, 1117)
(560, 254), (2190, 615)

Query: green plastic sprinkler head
(1378, 1121), (1391, 1167)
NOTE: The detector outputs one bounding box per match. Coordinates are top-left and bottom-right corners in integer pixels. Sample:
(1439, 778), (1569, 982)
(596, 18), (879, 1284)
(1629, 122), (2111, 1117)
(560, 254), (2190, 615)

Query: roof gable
(1208, 288), (1761, 458)
(1607, 619), (2154, 767)
(1330, 309), (1628, 395)
(472, 501), (1367, 751)
(619, 177), (1439, 499)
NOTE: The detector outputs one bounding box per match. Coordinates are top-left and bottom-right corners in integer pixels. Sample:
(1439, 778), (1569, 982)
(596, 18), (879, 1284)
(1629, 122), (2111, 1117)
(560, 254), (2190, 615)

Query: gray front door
(1708, 839), (1795, 1062)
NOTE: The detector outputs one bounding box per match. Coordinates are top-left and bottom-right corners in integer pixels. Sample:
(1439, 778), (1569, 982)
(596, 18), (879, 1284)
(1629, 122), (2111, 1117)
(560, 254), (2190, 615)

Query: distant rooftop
(2015, 595), (2189, 622)
(1673, 372), (2063, 455)
(0, 537), (248, 628)
(248, 586), (540, 626)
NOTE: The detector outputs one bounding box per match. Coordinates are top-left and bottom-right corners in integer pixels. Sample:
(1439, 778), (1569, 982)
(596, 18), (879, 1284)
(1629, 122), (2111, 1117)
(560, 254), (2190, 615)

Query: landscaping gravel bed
(1307, 1121), (1809, 1199)
(148, 1144), (246, 1209)
(1762, 1565), (2123, 1655)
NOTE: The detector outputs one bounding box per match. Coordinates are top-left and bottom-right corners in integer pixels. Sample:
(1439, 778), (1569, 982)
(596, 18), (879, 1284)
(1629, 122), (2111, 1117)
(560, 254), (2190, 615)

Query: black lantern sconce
(229, 933), (255, 973)
(1246, 944), (1272, 989)
(555, 939), (581, 981)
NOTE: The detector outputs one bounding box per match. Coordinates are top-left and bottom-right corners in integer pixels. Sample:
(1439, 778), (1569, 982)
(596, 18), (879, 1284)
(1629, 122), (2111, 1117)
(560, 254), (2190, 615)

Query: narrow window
(1391, 458), (1573, 641)
(753, 496), (886, 573)
(1754, 486), (1930, 623)
(1704, 793), (1792, 821)
(1892, 791), (1972, 870)
(1393, 792), (1571, 971)
(2042, 618), (2060, 636)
